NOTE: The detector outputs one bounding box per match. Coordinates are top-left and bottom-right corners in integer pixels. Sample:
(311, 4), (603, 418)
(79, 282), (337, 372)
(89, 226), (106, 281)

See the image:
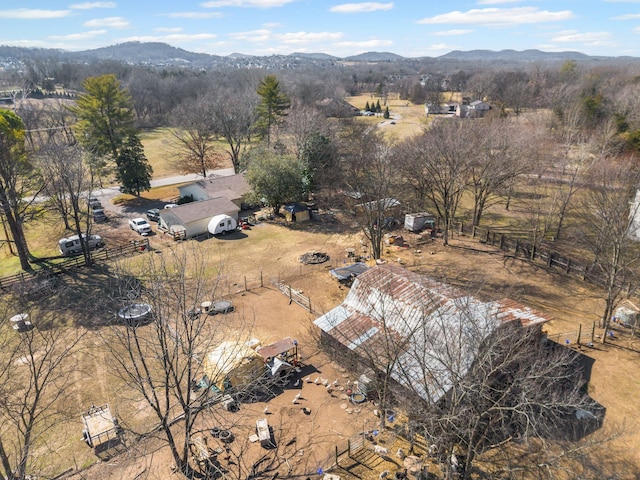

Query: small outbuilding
(202, 341), (265, 392)
(614, 300), (640, 328)
(404, 212), (436, 233)
(283, 203), (310, 222)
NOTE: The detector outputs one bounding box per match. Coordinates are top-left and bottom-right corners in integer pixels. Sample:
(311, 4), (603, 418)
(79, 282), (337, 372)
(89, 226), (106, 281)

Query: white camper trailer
(208, 214), (237, 235)
(58, 234), (104, 256)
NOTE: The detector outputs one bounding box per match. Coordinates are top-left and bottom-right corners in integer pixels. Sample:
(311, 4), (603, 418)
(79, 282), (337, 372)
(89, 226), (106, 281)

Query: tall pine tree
(255, 75), (290, 146)
(116, 135), (153, 197)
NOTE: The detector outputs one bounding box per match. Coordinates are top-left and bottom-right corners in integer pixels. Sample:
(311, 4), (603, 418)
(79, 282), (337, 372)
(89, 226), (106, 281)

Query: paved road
(92, 167), (237, 218)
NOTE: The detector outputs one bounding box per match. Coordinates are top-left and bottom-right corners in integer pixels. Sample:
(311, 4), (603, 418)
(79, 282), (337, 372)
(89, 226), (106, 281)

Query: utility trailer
(81, 404), (121, 452)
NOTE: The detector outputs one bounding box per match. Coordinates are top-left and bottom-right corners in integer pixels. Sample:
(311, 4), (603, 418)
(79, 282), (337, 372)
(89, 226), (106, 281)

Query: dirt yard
(56, 215), (640, 480)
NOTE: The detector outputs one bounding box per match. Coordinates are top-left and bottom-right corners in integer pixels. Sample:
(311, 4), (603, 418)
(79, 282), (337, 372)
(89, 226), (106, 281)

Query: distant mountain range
(0, 41), (634, 69)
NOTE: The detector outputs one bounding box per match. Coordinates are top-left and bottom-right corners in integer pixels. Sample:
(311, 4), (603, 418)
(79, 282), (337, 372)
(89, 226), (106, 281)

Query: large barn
(314, 264), (550, 404)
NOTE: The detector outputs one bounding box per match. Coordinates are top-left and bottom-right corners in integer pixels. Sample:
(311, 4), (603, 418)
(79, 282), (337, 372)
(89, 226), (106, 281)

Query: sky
(2, 1), (640, 58)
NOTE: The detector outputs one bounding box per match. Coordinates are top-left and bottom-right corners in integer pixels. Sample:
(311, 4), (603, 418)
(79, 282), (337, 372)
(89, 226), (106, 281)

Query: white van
(58, 234), (104, 256)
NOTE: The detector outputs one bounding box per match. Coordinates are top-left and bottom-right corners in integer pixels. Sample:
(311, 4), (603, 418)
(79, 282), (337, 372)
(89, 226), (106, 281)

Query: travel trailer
(58, 234), (104, 256)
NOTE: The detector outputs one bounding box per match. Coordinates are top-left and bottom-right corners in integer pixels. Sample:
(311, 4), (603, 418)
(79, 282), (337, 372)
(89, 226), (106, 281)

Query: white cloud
(162, 11), (224, 18)
(263, 22), (282, 28)
(275, 31), (343, 44)
(417, 7), (573, 26)
(49, 30), (108, 40)
(612, 13), (640, 20)
(330, 3), (394, 13)
(477, 0), (521, 4)
(120, 33), (218, 43)
(200, 0), (296, 8)
(336, 39), (393, 48)
(432, 29), (473, 36)
(83, 16), (130, 28)
(552, 31), (613, 44)
(228, 29), (272, 42)
(69, 2), (116, 9)
(0, 8), (70, 19)
(155, 27), (184, 33)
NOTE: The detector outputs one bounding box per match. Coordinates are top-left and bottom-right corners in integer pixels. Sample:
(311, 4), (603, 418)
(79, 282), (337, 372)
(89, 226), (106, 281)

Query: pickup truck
(129, 217), (152, 235)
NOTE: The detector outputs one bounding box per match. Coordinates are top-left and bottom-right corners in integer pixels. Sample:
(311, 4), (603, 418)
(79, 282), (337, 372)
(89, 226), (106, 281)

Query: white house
(158, 196), (240, 239)
(178, 173), (250, 209)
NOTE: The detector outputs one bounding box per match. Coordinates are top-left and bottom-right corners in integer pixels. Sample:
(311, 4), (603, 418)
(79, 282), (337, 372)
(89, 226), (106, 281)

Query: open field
(2, 99), (640, 478)
(2, 210), (640, 478)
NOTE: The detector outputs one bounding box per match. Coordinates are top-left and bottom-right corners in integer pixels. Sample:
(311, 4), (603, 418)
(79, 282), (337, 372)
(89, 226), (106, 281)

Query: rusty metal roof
(314, 264), (551, 403)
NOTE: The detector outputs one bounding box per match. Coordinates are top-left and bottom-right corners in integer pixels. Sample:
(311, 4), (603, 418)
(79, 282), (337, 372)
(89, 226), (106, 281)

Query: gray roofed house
(178, 173), (250, 209)
(158, 196), (240, 239)
(314, 263), (550, 404)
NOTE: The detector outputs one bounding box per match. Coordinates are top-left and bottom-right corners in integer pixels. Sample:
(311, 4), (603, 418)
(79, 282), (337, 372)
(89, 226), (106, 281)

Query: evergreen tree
(255, 75), (290, 146)
(365, 101), (371, 112)
(376, 99), (382, 113)
(70, 74), (135, 160)
(116, 135), (153, 197)
(383, 106), (390, 119)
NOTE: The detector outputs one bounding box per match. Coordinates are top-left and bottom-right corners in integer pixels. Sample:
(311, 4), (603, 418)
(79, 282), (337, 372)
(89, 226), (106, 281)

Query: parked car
(164, 203), (178, 209)
(146, 208), (160, 222)
(129, 217), (152, 235)
(93, 208), (108, 223)
(58, 234), (104, 256)
(88, 197), (102, 210)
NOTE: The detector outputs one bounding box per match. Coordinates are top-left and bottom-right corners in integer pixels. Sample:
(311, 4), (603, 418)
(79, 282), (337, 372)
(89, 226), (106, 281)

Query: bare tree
(36, 141), (94, 226)
(316, 266), (603, 479)
(104, 244), (280, 478)
(405, 321), (603, 479)
(398, 120), (472, 246)
(466, 117), (533, 227)
(171, 95), (222, 178)
(579, 156), (640, 334)
(0, 301), (85, 480)
(339, 123), (398, 259)
(210, 87), (258, 174)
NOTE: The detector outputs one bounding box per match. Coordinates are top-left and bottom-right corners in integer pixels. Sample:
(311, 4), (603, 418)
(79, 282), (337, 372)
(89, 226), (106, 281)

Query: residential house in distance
(425, 99), (491, 118)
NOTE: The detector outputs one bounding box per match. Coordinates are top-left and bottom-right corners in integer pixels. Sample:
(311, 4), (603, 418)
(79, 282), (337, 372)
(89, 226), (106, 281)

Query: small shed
(256, 337), (299, 365)
(202, 341), (265, 392)
(330, 262), (370, 286)
(354, 198), (401, 216)
(404, 212), (436, 233)
(283, 203), (309, 222)
(614, 300), (640, 327)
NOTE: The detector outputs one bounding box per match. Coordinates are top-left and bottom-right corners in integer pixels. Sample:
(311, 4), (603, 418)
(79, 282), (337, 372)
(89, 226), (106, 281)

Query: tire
(218, 430), (233, 443)
(210, 426), (221, 438)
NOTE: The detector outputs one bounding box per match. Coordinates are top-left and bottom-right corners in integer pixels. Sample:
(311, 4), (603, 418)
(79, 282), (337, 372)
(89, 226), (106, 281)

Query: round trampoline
(118, 303), (152, 326)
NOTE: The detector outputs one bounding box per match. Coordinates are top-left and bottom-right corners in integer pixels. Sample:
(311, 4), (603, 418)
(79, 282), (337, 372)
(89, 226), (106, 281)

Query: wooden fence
(275, 282), (314, 313)
(454, 221), (618, 288)
(0, 238), (150, 294)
